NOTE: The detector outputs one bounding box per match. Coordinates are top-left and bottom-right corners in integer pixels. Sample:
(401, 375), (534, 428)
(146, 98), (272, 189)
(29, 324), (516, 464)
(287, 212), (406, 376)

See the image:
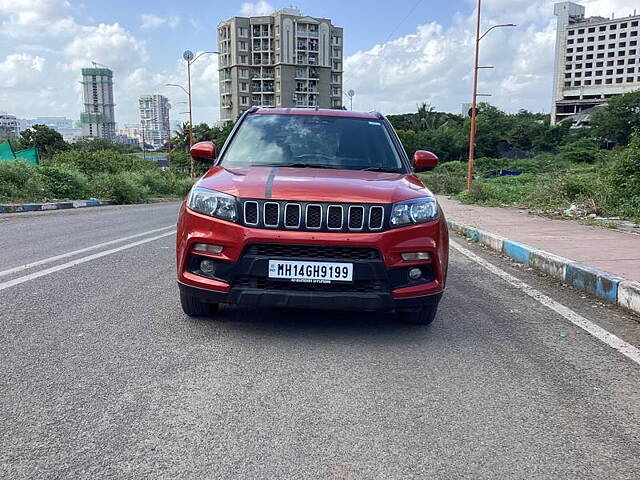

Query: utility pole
(467, 0), (482, 192)
(167, 50), (219, 179)
(466, 0), (515, 191)
(141, 127), (146, 162)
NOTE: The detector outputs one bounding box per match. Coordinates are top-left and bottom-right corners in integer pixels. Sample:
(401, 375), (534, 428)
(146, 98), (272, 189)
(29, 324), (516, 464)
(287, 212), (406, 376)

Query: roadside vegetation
(2, 93), (638, 216)
(389, 91), (640, 223)
(0, 121), (236, 204)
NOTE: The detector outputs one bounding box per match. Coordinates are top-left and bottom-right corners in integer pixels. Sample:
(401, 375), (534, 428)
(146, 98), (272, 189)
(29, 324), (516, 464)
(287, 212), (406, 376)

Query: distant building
(81, 67), (116, 140)
(217, 7), (344, 121)
(552, 2), (640, 124)
(57, 127), (83, 143)
(138, 94), (171, 150)
(115, 124), (141, 147)
(0, 114), (19, 138)
(20, 117), (73, 131)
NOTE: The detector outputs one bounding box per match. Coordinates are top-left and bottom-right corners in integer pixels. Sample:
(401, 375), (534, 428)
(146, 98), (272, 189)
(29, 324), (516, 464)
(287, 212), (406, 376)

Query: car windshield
(220, 114), (405, 171)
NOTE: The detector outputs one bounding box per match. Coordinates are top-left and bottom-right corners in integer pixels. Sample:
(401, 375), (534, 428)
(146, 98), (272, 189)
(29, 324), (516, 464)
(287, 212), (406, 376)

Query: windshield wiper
(270, 163), (340, 169)
(361, 167), (401, 173)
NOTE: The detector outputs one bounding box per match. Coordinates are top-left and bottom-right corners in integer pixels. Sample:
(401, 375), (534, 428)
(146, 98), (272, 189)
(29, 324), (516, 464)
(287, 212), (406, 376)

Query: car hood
(196, 166), (432, 204)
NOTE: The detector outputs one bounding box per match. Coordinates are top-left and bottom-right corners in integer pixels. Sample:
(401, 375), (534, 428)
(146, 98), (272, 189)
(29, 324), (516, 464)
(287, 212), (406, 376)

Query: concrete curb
(448, 219), (640, 317)
(0, 199), (115, 214)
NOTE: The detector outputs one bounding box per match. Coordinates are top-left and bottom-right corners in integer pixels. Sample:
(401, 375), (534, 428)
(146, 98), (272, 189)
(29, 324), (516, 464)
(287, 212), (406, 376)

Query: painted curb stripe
(452, 240), (640, 367)
(0, 200), (117, 214)
(447, 219), (640, 316)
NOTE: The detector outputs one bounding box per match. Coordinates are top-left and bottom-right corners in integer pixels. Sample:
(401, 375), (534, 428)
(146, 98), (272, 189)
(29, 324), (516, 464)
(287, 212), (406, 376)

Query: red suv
(176, 108), (448, 324)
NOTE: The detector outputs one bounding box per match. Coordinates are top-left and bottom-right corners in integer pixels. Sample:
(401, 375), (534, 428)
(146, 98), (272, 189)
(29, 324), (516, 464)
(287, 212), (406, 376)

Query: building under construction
(80, 67), (116, 140)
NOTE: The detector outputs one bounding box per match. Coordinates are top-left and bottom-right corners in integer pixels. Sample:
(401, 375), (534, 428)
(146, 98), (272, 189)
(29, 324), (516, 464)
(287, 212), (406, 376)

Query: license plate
(268, 260), (353, 283)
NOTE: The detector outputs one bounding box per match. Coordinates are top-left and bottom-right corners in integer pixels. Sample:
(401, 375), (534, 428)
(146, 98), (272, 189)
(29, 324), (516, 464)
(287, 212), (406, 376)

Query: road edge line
(0, 230), (176, 292)
(447, 219), (640, 317)
(0, 225), (176, 278)
(451, 239), (640, 366)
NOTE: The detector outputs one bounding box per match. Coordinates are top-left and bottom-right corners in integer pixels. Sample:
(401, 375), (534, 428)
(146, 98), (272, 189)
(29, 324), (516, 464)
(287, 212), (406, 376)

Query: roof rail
(369, 110), (384, 119)
(247, 106), (259, 113)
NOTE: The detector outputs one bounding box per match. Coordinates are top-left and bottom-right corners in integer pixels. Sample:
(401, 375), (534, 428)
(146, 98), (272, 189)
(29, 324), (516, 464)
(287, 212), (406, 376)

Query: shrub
(557, 139), (603, 163)
(607, 134), (640, 199)
(421, 171), (466, 195)
(89, 173), (148, 204)
(0, 161), (44, 202)
(135, 170), (175, 196)
(47, 150), (156, 176)
(39, 165), (88, 199)
(173, 177), (195, 197)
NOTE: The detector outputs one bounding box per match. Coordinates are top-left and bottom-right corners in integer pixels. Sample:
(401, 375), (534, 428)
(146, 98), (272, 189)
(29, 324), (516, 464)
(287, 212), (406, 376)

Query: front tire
(399, 305), (438, 325)
(180, 291), (218, 317)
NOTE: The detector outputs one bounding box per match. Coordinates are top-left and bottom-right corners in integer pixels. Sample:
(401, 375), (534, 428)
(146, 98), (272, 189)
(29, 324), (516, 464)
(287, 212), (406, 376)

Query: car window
(220, 114), (404, 171)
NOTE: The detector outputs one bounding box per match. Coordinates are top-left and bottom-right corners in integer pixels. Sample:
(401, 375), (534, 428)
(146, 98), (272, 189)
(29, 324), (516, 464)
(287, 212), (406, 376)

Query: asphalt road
(1, 203), (639, 479)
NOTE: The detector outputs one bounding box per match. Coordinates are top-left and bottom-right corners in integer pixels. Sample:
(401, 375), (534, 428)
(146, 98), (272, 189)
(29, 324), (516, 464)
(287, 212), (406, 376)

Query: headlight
(390, 197), (438, 227)
(188, 187), (238, 222)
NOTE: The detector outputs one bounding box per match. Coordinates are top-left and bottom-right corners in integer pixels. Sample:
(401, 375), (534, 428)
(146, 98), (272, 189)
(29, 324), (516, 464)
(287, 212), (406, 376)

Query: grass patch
(420, 153), (639, 223)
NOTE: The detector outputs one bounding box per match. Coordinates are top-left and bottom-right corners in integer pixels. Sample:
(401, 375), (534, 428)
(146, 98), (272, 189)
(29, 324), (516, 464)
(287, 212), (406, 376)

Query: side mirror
(190, 141), (216, 163)
(413, 150), (438, 172)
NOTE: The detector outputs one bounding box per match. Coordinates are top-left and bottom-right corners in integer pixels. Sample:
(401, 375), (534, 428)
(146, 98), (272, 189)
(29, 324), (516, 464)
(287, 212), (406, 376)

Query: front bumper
(179, 281), (443, 312)
(176, 204), (449, 312)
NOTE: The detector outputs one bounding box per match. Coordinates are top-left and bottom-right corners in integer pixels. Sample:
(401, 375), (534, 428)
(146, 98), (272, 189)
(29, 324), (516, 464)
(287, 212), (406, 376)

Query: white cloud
(0, 0), (77, 38)
(240, 1), (274, 17)
(1, 0), (637, 124)
(140, 13), (181, 30)
(344, 0), (563, 115)
(63, 23), (148, 72)
(0, 53), (45, 88)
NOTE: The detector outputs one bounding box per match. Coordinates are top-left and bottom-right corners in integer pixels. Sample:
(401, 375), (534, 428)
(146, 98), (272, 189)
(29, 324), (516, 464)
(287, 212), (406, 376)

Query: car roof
(252, 107), (381, 120)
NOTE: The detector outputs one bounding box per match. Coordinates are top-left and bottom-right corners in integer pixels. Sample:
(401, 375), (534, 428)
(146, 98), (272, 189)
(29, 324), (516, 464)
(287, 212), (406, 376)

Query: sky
(0, 0), (637, 126)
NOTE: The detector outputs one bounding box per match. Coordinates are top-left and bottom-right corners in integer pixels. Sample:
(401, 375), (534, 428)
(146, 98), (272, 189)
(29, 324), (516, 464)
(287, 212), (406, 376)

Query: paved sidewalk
(438, 196), (640, 282)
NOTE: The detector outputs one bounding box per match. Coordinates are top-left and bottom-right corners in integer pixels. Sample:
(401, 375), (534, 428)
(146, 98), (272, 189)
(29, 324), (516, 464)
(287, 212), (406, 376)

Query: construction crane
(91, 61), (110, 69)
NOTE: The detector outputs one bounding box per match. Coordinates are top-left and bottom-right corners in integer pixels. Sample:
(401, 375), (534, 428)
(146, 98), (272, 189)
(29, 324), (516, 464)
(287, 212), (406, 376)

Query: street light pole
(187, 59), (194, 178)
(466, 0), (516, 191)
(467, 0), (482, 192)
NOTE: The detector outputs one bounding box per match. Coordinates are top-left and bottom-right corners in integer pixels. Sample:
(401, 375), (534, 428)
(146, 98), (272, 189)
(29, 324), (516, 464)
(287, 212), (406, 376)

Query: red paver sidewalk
(438, 196), (640, 282)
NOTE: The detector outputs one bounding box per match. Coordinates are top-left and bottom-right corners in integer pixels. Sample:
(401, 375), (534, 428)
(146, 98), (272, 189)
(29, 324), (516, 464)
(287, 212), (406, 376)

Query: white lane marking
(450, 240), (640, 367)
(0, 225), (175, 278)
(0, 230), (175, 292)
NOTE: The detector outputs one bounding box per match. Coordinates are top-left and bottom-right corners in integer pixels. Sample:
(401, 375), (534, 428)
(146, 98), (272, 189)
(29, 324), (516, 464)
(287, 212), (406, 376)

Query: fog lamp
(200, 259), (216, 274)
(193, 243), (223, 254)
(401, 252), (431, 262)
(408, 268), (422, 280)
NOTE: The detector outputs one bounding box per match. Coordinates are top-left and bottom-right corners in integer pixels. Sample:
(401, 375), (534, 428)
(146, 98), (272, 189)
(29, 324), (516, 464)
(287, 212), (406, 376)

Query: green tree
(591, 90), (640, 146)
(71, 137), (139, 154)
(19, 124), (68, 159)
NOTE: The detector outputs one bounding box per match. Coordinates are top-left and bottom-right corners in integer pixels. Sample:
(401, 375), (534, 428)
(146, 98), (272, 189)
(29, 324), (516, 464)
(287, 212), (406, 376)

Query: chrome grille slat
(244, 201), (259, 226)
(348, 206), (365, 230)
(327, 205), (343, 230)
(284, 203), (301, 228)
(242, 200), (386, 232)
(368, 206), (384, 230)
(263, 202), (280, 227)
(305, 204), (322, 229)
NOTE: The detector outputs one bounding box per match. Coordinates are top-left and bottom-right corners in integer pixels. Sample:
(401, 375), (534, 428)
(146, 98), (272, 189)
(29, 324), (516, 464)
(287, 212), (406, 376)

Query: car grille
(240, 200), (387, 233)
(244, 243), (381, 260)
(233, 276), (386, 293)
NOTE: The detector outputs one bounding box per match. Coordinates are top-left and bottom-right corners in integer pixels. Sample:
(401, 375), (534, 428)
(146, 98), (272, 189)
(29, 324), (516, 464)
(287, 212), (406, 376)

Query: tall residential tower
(217, 7), (344, 121)
(552, 2), (640, 124)
(80, 67), (116, 140)
(139, 94), (171, 150)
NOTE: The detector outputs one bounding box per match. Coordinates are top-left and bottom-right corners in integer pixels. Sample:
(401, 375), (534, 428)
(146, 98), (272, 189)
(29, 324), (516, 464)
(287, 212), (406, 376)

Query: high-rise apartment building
(217, 7), (344, 121)
(552, 2), (640, 124)
(80, 67), (116, 140)
(139, 94), (171, 150)
(0, 114), (19, 138)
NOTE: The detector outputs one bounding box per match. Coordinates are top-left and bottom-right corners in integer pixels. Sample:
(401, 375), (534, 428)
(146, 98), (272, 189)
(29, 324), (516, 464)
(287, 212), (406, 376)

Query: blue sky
(80, 0), (464, 60)
(0, 1), (634, 125)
